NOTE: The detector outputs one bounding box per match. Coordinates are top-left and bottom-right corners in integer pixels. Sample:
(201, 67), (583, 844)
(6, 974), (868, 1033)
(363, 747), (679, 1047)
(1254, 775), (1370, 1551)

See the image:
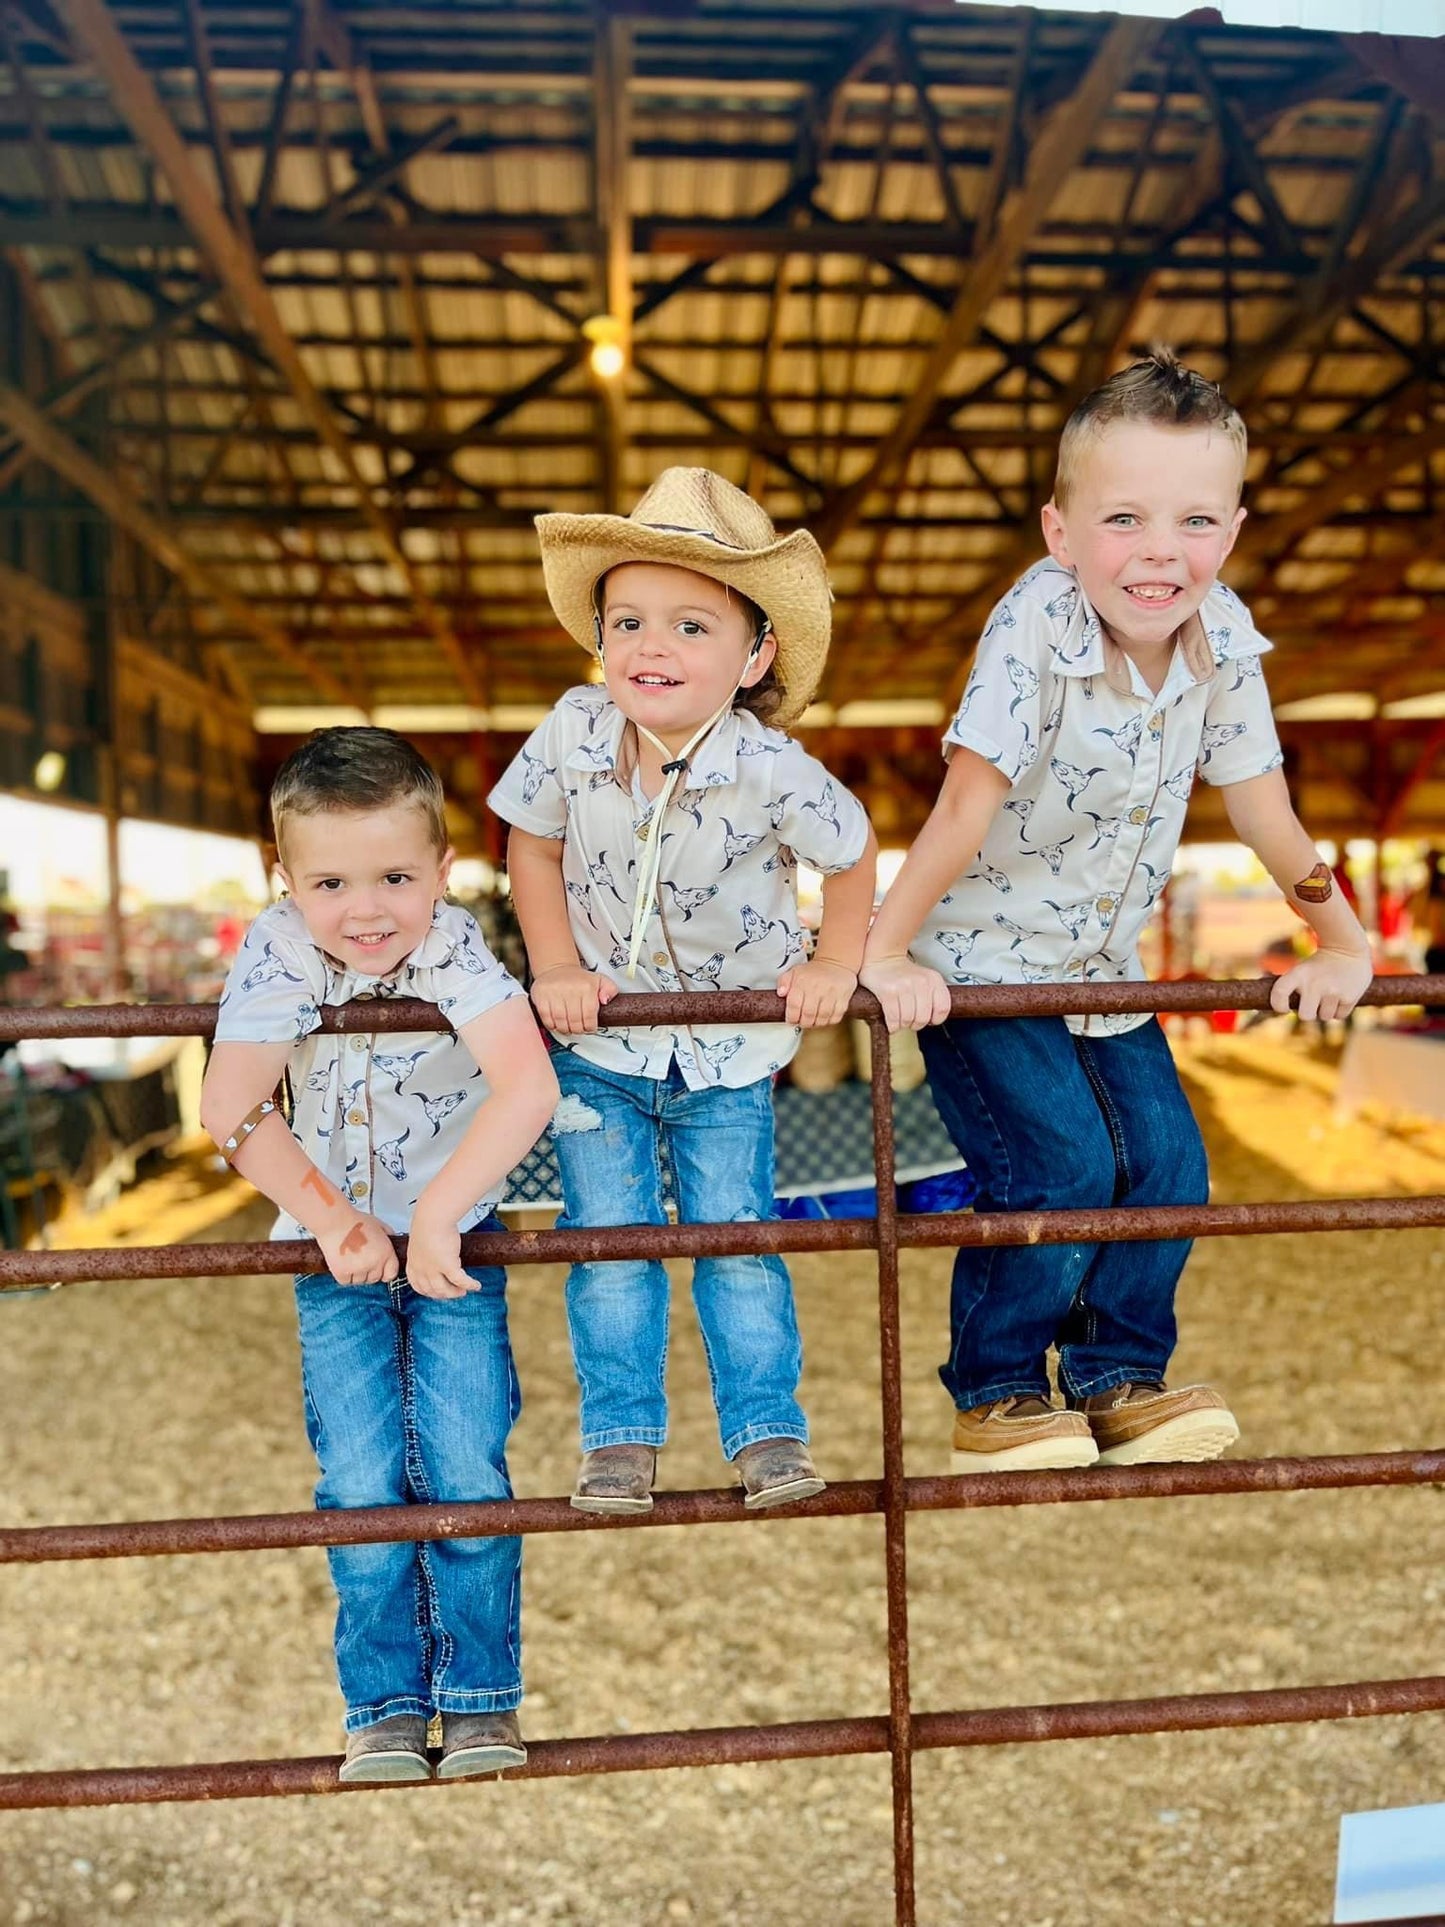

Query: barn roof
(0, 0), (1442, 834)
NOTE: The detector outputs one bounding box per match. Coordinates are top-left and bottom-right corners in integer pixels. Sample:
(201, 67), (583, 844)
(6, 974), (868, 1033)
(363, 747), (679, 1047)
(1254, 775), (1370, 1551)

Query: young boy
(199, 728), (557, 1781)
(490, 468), (877, 1514)
(860, 351), (1372, 1474)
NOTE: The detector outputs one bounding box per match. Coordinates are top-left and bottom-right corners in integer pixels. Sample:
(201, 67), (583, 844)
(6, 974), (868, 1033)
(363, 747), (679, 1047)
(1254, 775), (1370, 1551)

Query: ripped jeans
(549, 1051), (807, 1459)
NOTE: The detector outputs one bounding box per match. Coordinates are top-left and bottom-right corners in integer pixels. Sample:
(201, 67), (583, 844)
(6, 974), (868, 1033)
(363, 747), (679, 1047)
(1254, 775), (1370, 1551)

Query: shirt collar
(563, 700), (742, 791)
(1045, 573), (1269, 691)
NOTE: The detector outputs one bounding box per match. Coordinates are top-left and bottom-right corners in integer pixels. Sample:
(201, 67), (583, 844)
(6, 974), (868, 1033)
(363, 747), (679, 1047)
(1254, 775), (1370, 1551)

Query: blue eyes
(1106, 514), (1218, 530)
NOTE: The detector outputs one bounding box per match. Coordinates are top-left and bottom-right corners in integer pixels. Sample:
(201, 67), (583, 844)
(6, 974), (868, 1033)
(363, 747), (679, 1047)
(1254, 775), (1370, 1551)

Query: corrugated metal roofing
(0, 0), (1440, 731)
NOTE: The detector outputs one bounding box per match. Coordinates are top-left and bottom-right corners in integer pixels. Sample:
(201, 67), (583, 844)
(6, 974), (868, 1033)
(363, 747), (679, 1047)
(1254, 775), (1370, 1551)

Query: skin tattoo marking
(339, 1222), (370, 1255)
(1293, 863), (1334, 906)
(301, 1167), (340, 1206)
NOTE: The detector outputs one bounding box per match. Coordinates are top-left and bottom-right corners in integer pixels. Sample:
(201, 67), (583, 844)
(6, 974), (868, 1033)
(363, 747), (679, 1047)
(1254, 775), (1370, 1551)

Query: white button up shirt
(912, 560), (1284, 1037)
(489, 684), (871, 1089)
(214, 896), (526, 1237)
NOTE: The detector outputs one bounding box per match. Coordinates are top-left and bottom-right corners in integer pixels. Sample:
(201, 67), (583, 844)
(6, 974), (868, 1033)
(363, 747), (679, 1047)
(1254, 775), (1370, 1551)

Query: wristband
(216, 1097), (278, 1165)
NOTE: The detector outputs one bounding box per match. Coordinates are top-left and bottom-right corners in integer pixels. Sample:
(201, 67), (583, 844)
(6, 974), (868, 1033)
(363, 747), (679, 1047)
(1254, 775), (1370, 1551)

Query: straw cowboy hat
(534, 468), (833, 728)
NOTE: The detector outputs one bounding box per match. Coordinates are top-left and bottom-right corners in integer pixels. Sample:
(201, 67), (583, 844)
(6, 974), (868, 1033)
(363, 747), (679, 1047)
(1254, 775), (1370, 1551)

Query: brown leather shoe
(339, 1714), (431, 1784)
(571, 1443), (657, 1514)
(437, 1709), (527, 1780)
(950, 1396), (1098, 1474)
(733, 1438), (825, 1509)
(1077, 1381), (1239, 1466)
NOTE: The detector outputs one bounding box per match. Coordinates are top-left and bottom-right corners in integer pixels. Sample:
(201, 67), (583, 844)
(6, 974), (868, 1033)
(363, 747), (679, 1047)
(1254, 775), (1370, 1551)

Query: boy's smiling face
(1040, 421), (1246, 657)
(598, 561), (777, 752)
(277, 803), (452, 978)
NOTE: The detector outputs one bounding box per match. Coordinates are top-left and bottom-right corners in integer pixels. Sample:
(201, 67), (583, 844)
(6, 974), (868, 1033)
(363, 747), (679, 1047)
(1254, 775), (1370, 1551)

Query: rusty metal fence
(2, 978), (1444, 1927)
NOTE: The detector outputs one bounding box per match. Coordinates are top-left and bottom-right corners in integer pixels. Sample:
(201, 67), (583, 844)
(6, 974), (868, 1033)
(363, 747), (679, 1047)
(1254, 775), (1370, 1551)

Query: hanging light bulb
(583, 313), (627, 380)
(32, 750), (66, 793)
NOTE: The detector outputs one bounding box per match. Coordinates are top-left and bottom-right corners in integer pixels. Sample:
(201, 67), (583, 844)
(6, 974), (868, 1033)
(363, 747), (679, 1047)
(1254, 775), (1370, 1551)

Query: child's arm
(777, 823), (879, 1027)
(199, 1042), (399, 1283)
(405, 999), (560, 1298)
(506, 826), (618, 1033)
(1221, 768), (1374, 1020)
(861, 748), (1010, 1031)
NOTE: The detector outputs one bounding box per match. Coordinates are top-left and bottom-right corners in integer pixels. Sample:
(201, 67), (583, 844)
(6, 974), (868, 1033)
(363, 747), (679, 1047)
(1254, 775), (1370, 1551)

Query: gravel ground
(1, 1029), (1443, 1926)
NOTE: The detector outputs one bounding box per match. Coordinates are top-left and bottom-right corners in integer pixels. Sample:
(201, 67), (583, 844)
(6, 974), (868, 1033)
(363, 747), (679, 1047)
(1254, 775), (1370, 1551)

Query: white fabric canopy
(960, 0), (1444, 33)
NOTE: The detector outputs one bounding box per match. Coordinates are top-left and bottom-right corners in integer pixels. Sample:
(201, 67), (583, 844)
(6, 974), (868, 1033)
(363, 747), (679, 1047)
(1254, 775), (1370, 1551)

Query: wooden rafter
(0, 375), (352, 705)
(1238, 421), (1445, 566)
(0, 1), (1438, 741)
(809, 16), (1159, 553)
(51, 0), (488, 708)
(1229, 174), (1445, 407)
(1176, 32), (1307, 271)
(592, 12), (632, 512)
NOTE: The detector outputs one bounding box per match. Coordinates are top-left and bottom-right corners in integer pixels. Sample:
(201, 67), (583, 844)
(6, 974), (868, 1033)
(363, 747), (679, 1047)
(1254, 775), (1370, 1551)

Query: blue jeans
(294, 1232), (522, 1733)
(918, 1015), (1209, 1409)
(549, 1052), (807, 1459)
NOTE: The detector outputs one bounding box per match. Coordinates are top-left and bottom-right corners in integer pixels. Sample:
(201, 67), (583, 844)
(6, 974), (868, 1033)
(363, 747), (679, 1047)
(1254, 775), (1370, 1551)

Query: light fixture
(32, 750), (66, 792)
(583, 313), (627, 380)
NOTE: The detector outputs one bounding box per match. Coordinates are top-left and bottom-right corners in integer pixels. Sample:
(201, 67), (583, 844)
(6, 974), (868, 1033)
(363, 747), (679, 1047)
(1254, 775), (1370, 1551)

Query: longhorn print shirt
(489, 684), (871, 1089)
(911, 559), (1284, 1037)
(214, 896), (526, 1238)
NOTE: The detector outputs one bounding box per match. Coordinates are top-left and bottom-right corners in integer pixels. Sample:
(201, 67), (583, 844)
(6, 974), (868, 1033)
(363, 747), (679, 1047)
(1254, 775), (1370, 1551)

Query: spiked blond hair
(1054, 348), (1247, 508)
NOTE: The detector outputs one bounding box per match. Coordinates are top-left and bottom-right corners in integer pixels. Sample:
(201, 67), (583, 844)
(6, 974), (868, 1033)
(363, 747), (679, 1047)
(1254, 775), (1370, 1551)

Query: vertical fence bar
(866, 1011), (916, 1925)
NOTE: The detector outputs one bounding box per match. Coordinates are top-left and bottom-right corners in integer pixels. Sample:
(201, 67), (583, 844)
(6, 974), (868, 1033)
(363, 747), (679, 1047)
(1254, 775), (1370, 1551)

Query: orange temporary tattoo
(301, 1167), (339, 1205)
(1293, 862), (1334, 906)
(339, 1222), (369, 1255)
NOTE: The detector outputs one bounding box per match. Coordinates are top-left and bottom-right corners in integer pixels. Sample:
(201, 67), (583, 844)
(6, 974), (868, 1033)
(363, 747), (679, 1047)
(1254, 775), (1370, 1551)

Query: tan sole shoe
(1082, 1382), (1240, 1467)
(950, 1397), (1099, 1476)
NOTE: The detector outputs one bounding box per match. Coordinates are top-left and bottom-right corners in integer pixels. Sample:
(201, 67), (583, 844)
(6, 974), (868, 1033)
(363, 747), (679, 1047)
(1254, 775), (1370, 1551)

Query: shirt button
(1098, 896), (1116, 913)
(1128, 806), (1148, 825)
(653, 953), (669, 967)
(347, 1110), (366, 1126)
(350, 1036), (366, 1051)
(352, 1179), (369, 1198)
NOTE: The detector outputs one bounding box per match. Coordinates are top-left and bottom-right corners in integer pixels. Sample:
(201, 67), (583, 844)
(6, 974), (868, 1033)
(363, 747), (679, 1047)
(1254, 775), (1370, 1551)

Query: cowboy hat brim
(535, 511), (832, 729)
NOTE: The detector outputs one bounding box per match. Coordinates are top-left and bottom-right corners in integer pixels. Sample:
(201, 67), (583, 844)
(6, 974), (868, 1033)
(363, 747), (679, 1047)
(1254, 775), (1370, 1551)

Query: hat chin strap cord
(610, 630), (766, 981)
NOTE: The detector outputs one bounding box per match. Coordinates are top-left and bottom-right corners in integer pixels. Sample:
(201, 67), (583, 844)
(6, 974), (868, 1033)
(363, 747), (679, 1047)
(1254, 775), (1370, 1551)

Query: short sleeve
(769, 744), (870, 876)
(214, 907), (323, 1044)
(1196, 650), (1284, 788)
(428, 914), (528, 1030)
(488, 708), (568, 839)
(943, 596), (1050, 783)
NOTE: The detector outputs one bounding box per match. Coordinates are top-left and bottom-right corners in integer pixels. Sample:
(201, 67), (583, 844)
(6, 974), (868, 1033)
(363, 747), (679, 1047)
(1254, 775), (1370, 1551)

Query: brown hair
(595, 572), (786, 724)
(270, 727), (448, 859)
(1054, 347), (1248, 508)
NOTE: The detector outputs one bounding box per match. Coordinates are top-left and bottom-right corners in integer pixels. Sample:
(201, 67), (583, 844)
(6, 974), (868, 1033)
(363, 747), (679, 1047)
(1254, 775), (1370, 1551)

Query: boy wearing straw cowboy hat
(490, 469), (877, 1513)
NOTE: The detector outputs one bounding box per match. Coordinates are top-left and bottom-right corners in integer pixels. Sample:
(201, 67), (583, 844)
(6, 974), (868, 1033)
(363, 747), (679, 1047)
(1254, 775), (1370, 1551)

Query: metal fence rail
(2, 976), (1443, 1927)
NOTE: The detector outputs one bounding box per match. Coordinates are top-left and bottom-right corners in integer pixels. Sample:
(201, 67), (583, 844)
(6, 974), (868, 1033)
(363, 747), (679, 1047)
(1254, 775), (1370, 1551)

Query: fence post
(867, 1010), (916, 1926)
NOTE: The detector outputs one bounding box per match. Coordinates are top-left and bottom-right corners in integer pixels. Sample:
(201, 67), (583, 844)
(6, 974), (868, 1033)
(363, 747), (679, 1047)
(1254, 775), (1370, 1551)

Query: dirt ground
(1, 1027), (1443, 1927)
